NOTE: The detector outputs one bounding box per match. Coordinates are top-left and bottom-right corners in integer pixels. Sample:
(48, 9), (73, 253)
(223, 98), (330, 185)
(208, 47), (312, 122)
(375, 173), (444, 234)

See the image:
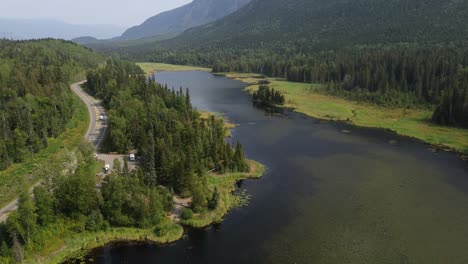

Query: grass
(198, 110), (237, 137)
(24, 219), (183, 264)
(0, 93), (89, 208)
(137, 62), (211, 75)
(217, 72), (468, 155)
(181, 160), (265, 228)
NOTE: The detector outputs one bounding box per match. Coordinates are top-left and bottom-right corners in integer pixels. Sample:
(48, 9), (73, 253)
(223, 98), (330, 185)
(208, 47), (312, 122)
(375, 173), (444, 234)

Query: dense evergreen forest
(0, 39), (102, 170)
(0, 60), (249, 262)
(85, 60), (249, 194)
(130, 43), (468, 128)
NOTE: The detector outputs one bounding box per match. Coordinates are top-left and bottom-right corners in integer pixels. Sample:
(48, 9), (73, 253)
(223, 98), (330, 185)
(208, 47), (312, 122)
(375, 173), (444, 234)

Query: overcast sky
(0, 0), (192, 27)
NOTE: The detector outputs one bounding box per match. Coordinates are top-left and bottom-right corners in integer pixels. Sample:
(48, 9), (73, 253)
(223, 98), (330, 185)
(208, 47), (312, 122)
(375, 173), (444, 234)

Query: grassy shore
(137, 62), (211, 75)
(0, 93), (89, 208)
(23, 160), (264, 263)
(233, 74), (468, 155)
(181, 160), (265, 228)
(138, 62), (468, 154)
(25, 219), (183, 264)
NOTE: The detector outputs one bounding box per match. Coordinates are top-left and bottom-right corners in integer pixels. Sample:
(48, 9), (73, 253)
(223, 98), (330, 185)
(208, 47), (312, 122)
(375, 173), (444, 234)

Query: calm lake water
(84, 71), (468, 264)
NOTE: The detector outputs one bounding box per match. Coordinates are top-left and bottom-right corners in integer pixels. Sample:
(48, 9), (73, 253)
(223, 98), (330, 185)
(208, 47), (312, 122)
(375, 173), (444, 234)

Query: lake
(83, 71), (468, 264)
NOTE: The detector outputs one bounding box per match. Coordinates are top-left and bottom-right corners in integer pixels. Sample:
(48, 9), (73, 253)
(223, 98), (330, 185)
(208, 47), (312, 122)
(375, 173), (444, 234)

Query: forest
(0, 39), (102, 170)
(85, 59), (249, 193)
(0, 60), (249, 262)
(134, 42), (468, 128)
(0, 140), (173, 263)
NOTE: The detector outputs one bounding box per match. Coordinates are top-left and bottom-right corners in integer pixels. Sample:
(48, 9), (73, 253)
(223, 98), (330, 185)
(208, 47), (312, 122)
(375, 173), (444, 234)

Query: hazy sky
(0, 0), (192, 27)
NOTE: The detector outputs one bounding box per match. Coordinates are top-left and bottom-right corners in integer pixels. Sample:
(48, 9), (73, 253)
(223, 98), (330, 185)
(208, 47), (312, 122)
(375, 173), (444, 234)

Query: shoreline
(136, 62), (467, 158)
(36, 160), (264, 264)
(220, 73), (468, 159)
(26, 91), (265, 264)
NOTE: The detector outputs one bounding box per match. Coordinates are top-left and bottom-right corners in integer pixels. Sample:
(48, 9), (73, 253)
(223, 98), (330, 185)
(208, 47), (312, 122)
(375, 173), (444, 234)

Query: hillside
(120, 0), (251, 41)
(162, 0), (468, 49)
(0, 39), (102, 171)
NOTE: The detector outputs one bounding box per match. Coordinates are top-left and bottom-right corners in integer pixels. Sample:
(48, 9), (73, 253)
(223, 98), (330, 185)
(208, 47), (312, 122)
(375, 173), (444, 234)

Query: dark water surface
(85, 71), (468, 264)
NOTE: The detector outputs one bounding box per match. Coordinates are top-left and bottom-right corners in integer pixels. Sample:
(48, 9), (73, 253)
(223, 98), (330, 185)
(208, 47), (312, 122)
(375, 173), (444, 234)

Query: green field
(0, 93), (89, 208)
(137, 62), (211, 75)
(240, 77), (468, 155)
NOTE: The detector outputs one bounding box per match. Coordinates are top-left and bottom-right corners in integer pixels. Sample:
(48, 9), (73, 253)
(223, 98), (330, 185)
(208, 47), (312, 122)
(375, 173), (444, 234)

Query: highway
(0, 81), (107, 223)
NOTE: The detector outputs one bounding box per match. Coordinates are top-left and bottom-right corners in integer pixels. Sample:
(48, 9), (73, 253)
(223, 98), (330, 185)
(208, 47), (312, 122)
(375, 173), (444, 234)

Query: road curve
(71, 81), (107, 149)
(0, 81), (107, 223)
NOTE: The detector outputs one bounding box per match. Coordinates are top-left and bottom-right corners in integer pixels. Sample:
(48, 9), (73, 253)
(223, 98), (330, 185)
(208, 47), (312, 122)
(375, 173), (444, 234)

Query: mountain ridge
(119, 0), (251, 41)
(160, 0), (468, 50)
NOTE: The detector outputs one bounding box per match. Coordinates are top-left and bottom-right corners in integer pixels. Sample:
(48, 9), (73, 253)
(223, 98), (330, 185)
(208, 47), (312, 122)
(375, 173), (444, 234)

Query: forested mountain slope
(0, 39), (102, 170)
(165, 0), (468, 49)
(120, 0), (251, 41)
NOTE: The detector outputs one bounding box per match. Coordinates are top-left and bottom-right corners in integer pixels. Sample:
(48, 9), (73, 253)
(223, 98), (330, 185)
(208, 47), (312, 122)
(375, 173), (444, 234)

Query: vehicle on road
(129, 153), (136, 161)
(104, 164), (110, 174)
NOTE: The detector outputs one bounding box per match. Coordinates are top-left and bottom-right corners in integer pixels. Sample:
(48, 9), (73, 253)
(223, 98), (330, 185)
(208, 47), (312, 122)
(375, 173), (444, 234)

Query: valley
(1, 0), (468, 263)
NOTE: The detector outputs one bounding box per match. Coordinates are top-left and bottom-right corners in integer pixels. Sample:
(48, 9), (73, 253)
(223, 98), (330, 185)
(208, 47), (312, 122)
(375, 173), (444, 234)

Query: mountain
(72, 36), (101, 44)
(120, 0), (251, 41)
(0, 18), (126, 40)
(162, 0), (468, 50)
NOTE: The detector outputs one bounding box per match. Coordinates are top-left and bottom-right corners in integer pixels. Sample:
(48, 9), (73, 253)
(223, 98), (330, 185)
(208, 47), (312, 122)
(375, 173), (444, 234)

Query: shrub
(181, 209), (194, 220)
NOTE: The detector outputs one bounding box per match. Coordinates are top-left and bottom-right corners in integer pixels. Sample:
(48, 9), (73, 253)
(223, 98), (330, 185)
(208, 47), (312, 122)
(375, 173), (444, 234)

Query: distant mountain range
(0, 18), (126, 40)
(119, 0), (251, 41)
(85, 0), (468, 55)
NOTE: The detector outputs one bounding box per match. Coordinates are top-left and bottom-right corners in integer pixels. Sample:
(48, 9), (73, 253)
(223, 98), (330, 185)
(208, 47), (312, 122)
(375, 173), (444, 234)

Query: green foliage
(181, 209), (194, 220)
(6, 193), (38, 246)
(252, 84), (285, 105)
(432, 71), (468, 128)
(208, 188), (220, 211)
(85, 59), (249, 194)
(0, 39), (101, 171)
(101, 174), (165, 228)
(54, 165), (100, 219)
(33, 186), (56, 226)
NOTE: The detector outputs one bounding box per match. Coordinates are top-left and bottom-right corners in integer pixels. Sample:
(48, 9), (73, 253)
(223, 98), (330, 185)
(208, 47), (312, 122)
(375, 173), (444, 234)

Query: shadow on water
(77, 71), (468, 264)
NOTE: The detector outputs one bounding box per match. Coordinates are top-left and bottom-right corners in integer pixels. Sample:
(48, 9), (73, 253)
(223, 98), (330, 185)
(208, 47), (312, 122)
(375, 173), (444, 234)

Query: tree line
(0, 39), (102, 170)
(135, 42), (468, 128)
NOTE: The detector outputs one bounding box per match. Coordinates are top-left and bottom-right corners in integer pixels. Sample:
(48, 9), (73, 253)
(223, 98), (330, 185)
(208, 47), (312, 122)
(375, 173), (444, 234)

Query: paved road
(0, 81), (107, 223)
(71, 81), (107, 149)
